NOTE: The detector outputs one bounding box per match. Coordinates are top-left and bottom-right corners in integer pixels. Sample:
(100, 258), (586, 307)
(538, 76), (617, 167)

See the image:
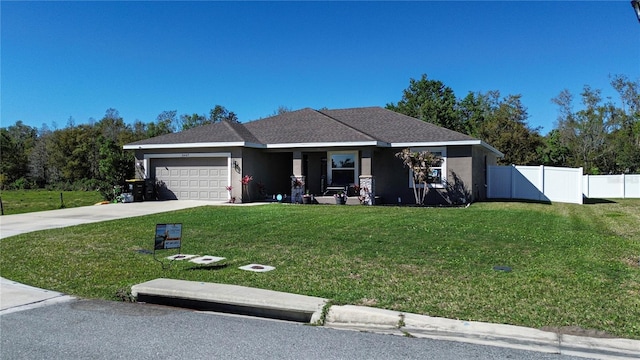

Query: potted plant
(302, 190), (312, 204)
(334, 191), (347, 205)
(241, 175), (253, 202)
(226, 185), (235, 203)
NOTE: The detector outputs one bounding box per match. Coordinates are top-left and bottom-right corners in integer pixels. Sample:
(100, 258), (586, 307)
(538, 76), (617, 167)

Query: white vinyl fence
(487, 165), (584, 204)
(583, 174), (640, 199)
(488, 166), (640, 204)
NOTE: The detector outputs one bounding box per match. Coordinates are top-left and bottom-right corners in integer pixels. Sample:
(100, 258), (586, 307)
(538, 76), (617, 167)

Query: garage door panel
(152, 157), (229, 201)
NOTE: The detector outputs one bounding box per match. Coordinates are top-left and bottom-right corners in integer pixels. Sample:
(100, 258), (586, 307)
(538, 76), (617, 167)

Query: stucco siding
(471, 146), (498, 201)
(241, 149), (292, 201)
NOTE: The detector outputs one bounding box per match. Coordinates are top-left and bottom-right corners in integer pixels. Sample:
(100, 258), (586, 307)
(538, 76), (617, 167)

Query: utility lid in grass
(493, 266), (512, 272)
(239, 264), (275, 272)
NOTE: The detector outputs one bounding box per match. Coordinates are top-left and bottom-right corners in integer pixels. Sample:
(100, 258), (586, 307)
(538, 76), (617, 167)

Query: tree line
(1, 75), (638, 195)
(0, 105), (237, 198)
(387, 74), (639, 174)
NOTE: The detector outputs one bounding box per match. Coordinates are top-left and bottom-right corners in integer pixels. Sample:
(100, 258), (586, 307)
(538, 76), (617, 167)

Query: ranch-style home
(123, 107), (503, 205)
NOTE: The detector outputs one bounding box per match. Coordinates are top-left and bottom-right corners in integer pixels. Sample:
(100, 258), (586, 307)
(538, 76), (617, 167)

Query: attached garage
(150, 156), (229, 201)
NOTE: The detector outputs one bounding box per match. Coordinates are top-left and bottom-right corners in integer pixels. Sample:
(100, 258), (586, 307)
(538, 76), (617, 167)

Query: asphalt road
(1, 299), (591, 360)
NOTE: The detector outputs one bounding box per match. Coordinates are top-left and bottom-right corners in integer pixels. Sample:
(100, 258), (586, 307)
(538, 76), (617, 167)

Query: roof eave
(123, 142), (266, 150)
(265, 141), (387, 149)
(390, 140), (504, 157)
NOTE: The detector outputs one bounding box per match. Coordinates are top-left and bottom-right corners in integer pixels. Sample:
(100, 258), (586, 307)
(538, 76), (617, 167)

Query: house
(123, 107), (503, 205)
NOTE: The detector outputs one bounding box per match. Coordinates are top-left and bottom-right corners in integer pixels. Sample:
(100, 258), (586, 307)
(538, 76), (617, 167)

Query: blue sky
(2, 1), (639, 134)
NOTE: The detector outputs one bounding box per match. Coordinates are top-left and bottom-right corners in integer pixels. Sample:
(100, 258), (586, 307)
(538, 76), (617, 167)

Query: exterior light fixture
(632, 0), (640, 23)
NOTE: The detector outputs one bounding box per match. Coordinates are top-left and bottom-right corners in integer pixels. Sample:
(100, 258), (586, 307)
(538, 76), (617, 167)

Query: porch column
(359, 175), (375, 205)
(292, 151), (303, 177)
(359, 149), (375, 205)
(291, 175), (305, 204)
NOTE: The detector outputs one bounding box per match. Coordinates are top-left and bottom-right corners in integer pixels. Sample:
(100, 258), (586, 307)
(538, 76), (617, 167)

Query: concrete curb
(324, 305), (640, 360)
(130, 279), (640, 359)
(131, 278), (327, 323)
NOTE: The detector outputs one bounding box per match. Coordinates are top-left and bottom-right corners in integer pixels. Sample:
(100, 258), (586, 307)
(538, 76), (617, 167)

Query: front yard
(1, 200), (639, 339)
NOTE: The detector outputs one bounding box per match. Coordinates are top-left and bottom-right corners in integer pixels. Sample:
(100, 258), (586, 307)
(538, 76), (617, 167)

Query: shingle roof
(320, 107), (476, 143)
(125, 120), (256, 146)
(243, 108), (376, 144)
(124, 106), (492, 152)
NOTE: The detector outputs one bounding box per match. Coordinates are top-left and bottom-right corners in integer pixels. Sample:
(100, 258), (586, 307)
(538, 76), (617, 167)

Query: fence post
(539, 165), (545, 201)
(622, 173), (626, 199)
(577, 168), (584, 204)
(486, 166), (492, 198)
(584, 174), (589, 198)
(511, 165), (516, 199)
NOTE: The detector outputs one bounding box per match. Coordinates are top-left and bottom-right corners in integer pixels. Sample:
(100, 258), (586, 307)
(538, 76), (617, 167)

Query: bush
(9, 177), (34, 190)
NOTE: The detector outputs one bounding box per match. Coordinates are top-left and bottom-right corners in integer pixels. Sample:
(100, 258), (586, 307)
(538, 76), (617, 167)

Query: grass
(1, 200), (639, 339)
(0, 190), (104, 215)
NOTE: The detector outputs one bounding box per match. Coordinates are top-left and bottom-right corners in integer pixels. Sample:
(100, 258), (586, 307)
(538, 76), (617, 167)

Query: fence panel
(487, 165), (583, 204)
(512, 166), (545, 201)
(544, 166), (583, 204)
(487, 166), (512, 199)
(626, 175), (640, 198)
(583, 174), (640, 199)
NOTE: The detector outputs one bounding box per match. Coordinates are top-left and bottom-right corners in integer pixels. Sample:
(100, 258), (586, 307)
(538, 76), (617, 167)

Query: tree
(271, 106), (292, 116)
(552, 86), (618, 174)
(179, 113), (207, 131)
(47, 125), (97, 184)
(478, 93), (543, 165)
(386, 74), (462, 132)
(456, 91), (493, 137)
(395, 148), (439, 205)
(28, 125), (54, 187)
(0, 121), (37, 188)
(98, 135), (134, 186)
(209, 105), (238, 123)
(458, 91), (543, 165)
(180, 105), (238, 130)
(151, 110), (177, 137)
(539, 129), (571, 167)
(609, 75), (640, 173)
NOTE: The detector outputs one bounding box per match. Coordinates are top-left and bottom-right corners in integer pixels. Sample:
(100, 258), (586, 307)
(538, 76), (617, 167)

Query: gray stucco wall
(444, 146), (473, 203)
(471, 146), (498, 201)
(373, 146), (477, 205)
(241, 149), (292, 201)
(131, 143), (498, 204)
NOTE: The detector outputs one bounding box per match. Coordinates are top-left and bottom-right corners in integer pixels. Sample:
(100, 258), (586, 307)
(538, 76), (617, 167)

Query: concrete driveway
(0, 200), (224, 239)
(0, 200), (226, 313)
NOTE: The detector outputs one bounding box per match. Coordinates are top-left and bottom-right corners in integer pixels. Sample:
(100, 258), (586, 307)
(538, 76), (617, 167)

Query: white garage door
(152, 157), (229, 200)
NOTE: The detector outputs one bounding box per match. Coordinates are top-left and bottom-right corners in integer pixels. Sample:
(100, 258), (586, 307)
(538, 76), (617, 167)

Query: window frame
(327, 150), (359, 186)
(406, 147), (447, 189)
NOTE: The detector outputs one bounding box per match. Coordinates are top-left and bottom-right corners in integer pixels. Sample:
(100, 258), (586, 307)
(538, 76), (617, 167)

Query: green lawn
(1, 200), (639, 339)
(0, 190), (104, 215)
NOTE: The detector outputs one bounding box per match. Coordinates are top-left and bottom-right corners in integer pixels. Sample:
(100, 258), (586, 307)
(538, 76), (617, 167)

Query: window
(328, 151), (358, 185)
(407, 147), (446, 188)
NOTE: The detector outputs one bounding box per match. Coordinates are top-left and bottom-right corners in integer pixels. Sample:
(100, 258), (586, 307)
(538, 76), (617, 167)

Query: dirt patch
(358, 298), (378, 306)
(622, 256), (640, 268)
(540, 325), (616, 339)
